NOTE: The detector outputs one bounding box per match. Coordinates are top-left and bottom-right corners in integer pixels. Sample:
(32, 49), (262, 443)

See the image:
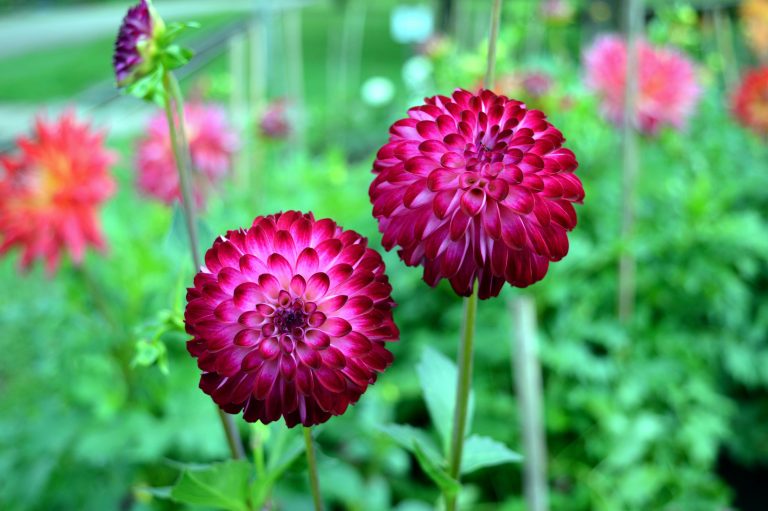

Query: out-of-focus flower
(113, 0), (165, 87)
(742, 0), (768, 62)
(259, 99), (291, 140)
(185, 211), (398, 427)
(584, 34), (701, 134)
(521, 72), (554, 99)
(494, 72), (554, 100)
(0, 112), (116, 273)
(362, 77), (396, 107)
(732, 67), (768, 135)
(370, 89), (583, 299)
(136, 102), (238, 206)
(541, 0), (575, 23)
(417, 34), (451, 60)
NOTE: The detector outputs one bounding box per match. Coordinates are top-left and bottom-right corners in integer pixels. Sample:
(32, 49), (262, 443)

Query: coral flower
(0, 113), (116, 273)
(136, 102), (238, 206)
(742, 0), (768, 62)
(185, 211), (399, 427)
(584, 34), (701, 134)
(732, 67), (768, 135)
(113, 0), (164, 87)
(370, 89), (583, 299)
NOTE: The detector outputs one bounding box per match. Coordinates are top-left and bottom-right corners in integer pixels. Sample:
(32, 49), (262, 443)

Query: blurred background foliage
(1, 0), (767, 510)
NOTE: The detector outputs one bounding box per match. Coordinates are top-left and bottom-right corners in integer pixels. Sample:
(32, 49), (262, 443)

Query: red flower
(185, 211), (399, 427)
(584, 35), (701, 134)
(136, 102), (238, 206)
(732, 67), (768, 135)
(0, 112), (116, 273)
(370, 89), (582, 299)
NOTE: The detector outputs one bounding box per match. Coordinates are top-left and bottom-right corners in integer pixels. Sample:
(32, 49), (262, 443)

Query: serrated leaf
(416, 346), (475, 453)
(170, 460), (251, 511)
(460, 435), (522, 475)
(378, 423), (441, 465)
(412, 441), (461, 498)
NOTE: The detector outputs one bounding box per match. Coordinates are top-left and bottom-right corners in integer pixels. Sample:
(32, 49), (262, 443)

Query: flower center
(274, 304), (307, 334)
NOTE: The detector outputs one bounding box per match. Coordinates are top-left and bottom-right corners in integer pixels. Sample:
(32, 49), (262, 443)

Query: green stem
(303, 427), (323, 511)
(445, 286), (478, 511)
(483, 0), (503, 89)
(161, 70), (246, 461)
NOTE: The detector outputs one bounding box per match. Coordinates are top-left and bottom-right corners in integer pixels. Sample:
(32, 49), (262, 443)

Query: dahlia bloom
(259, 100), (291, 140)
(742, 0), (768, 62)
(370, 89), (583, 299)
(113, 0), (165, 87)
(732, 67), (768, 135)
(584, 34), (701, 135)
(136, 102), (238, 206)
(0, 113), (116, 273)
(185, 211), (399, 427)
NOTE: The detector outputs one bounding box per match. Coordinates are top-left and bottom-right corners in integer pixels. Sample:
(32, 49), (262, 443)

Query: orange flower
(0, 112), (116, 273)
(742, 0), (768, 62)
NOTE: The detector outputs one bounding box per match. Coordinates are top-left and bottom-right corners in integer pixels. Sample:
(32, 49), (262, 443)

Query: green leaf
(412, 441), (461, 498)
(378, 423), (441, 465)
(170, 460), (252, 511)
(416, 346), (475, 453)
(460, 435), (522, 475)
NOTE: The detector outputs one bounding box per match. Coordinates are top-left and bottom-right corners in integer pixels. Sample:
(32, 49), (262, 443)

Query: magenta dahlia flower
(370, 89), (583, 300)
(113, 0), (165, 87)
(185, 211), (399, 427)
(136, 102), (238, 206)
(584, 34), (701, 135)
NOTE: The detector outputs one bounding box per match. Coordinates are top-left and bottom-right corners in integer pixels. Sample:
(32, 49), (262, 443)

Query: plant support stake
(618, 0), (643, 322)
(511, 296), (549, 511)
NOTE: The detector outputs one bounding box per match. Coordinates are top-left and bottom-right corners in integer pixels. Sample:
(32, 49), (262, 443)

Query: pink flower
(584, 34), (701, 134)
(259, 99), (291, 140)
(370, 89), (583, 299)
(136, 102), (238, 206)
(185, 211), (399, 426)
(0, 112), (116, 273)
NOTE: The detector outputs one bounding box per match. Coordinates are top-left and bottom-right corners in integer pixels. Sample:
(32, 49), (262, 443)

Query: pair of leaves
(381, 348), (521, 496)
(152, 424), (305, 510)
(123, 21), (198, 103)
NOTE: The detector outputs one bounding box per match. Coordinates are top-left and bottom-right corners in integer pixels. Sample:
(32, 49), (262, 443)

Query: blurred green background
(1, 0), (768, 510)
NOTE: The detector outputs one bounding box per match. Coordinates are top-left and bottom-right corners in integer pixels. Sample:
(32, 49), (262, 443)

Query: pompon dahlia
(584, 34), (701, 135)
(370, 88), (583, 300)
(136, 102), (238, 206)
(113, 0), (164, 87)
(185, 211), (399, 427)
(0, 112), (116, 273)
(732, 67), (768, 135)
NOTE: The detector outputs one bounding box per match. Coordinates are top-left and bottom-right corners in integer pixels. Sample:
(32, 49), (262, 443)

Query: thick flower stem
(303, 427), (324, 511)
(446, 287), (478, 511)
(161, 70), (246, 461)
